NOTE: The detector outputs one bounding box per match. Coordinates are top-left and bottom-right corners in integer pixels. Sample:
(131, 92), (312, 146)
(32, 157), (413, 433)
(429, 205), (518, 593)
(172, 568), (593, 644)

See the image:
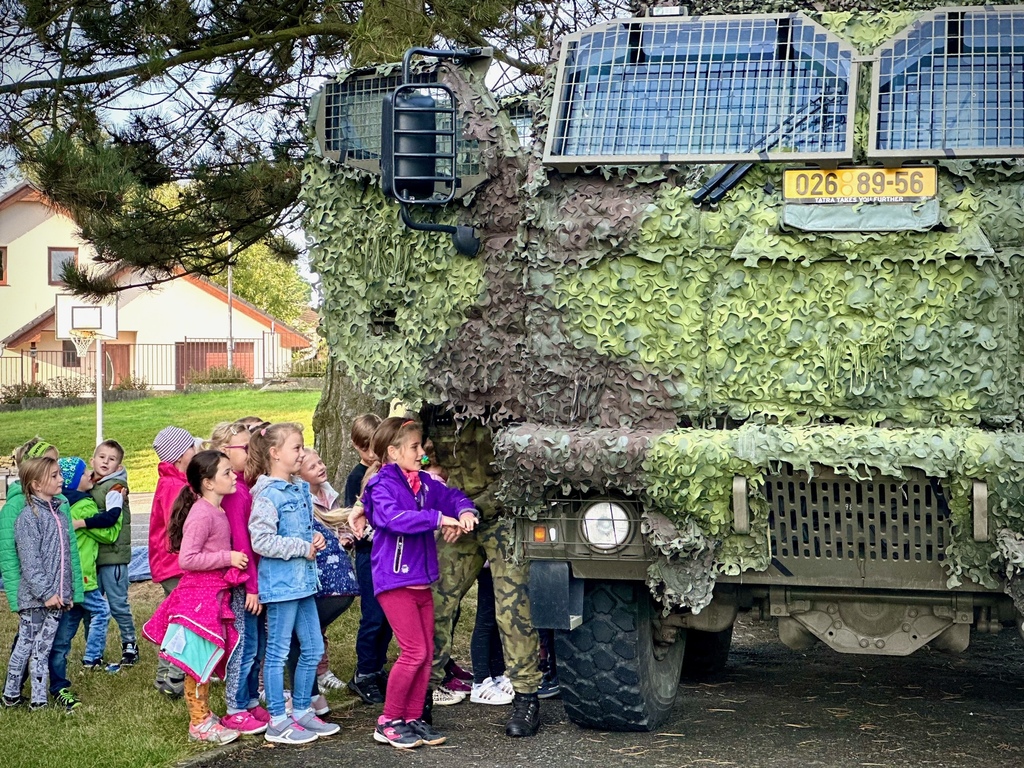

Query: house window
(62, 340), (81, 368)
(0, 246), (6, 285)
(49, 247), (78, 285)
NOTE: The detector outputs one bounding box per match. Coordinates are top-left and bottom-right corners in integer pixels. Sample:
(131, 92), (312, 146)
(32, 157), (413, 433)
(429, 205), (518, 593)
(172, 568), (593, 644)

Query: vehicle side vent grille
(767, 468), (948, 564)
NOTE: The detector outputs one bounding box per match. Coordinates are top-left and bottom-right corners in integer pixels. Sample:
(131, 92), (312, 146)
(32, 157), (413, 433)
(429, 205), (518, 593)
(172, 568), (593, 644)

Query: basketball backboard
(55, 294), (118, 340)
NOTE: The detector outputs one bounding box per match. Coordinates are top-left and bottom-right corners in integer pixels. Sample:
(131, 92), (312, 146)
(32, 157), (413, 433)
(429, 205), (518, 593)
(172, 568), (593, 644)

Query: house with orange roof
(0, 182), (311, 390)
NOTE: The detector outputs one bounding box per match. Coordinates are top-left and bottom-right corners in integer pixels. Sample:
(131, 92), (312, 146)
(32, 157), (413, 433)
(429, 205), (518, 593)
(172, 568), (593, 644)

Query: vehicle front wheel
(555, 581), (684, 731)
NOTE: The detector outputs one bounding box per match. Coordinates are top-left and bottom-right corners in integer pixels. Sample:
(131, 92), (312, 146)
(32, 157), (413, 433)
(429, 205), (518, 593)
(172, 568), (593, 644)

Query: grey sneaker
(264, 718), (318, 745)
(294, 710), (340, 736)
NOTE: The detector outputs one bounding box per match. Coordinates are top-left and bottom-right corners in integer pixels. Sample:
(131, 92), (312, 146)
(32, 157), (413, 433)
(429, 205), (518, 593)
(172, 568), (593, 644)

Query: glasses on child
(224, 444), (249, 453)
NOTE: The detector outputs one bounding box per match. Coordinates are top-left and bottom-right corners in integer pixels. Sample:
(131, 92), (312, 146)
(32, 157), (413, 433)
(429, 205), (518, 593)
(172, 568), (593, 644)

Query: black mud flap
(529, 561), (584, 630)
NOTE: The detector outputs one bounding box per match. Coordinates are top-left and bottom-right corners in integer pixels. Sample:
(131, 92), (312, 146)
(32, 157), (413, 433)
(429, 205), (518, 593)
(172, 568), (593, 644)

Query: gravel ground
(212, 613), (1024, 768)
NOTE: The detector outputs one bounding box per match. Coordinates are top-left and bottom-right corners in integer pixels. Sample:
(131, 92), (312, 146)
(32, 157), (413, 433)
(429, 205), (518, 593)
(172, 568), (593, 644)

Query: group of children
(1, 410), (556, 750)
(1, 437), (137, 712)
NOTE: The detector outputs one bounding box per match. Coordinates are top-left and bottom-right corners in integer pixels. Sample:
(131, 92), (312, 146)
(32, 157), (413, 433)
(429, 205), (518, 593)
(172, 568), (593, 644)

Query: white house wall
(0, 201), (95, 346)
(118, 278), (271, 342)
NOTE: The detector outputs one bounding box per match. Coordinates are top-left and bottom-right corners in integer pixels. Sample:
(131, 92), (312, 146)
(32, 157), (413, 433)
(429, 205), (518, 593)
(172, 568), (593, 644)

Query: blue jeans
(229, 597), (267, 712)
(97, 564), (136, 645)
(80, 589), (111, 662)
(264, 596), (323, 719)
(354, 544), (392, 676)
(48, 606), (83, 694)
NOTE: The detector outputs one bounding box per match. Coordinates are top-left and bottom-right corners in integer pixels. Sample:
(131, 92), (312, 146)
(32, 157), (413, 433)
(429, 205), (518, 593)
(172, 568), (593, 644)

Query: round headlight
(580, 502), (632, 551)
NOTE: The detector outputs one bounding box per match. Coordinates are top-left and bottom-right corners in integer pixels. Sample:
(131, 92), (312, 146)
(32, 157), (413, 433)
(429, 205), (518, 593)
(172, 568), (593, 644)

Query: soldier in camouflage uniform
(426, 418), (542, 737)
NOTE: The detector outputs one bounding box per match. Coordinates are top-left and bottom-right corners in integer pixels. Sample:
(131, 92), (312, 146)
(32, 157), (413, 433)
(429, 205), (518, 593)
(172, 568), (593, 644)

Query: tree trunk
(313, 0), (431, 485)
(313, 362), (386, 488)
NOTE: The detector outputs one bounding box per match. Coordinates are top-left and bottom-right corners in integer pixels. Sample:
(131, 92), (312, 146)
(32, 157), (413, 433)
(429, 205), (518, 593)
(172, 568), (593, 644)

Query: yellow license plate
(783, 167), (937, 204)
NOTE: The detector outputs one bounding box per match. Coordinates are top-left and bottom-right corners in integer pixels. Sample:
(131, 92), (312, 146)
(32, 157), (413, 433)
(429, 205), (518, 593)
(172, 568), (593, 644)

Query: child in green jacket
(59, 458), (123, 671)
(90, 440), (138, 668)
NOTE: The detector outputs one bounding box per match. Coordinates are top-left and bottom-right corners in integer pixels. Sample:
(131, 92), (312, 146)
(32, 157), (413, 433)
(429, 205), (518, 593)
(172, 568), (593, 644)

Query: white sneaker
(470, 678), (514, 705)
(311, 694), (330, 716)
(493, 675), (515, 697)
(432, 685), (465, 706)
(317, 670), (345, 690)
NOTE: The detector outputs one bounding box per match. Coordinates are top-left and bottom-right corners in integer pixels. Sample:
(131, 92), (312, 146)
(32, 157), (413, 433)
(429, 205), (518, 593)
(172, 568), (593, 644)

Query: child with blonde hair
(361, 417), (478, 748)
(0, 439), (84, 711)
(291, 447), (360, 712)
(2, 456), (77, 709)
(248, 423), (338, 745)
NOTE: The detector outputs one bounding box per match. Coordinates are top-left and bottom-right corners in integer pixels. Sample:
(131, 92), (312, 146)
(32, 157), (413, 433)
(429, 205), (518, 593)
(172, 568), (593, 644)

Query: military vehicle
(306, 3), (1024, 731)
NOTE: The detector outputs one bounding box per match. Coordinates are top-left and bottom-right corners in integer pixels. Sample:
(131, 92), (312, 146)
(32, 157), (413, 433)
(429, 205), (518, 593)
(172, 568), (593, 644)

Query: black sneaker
(82, 658), (104, 671)
(537, 673), (561, 699)
(2, 694), (23, 709)
(348, 673), (385, 705)
(29, 701), (48, 711)
(373, 719), (423, 749)
(120, 642), (140, 667)
(407, 719), (446, 746)
(53, 688), (81, 713)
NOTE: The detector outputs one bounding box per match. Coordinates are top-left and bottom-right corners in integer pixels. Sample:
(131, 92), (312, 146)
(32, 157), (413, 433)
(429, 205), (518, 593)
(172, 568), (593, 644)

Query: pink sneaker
(221, 710), (268, 735)
(249, 705), (271, 723)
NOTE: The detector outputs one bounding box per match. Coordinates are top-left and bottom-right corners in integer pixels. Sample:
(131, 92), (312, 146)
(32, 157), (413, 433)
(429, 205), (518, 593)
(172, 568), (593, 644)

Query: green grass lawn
(0, 581), (478, 768)
(0, 390), (321, 491)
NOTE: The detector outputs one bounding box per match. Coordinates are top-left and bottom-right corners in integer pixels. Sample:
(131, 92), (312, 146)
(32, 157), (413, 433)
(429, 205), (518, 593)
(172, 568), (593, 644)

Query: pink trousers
(376, 587), (434, 722)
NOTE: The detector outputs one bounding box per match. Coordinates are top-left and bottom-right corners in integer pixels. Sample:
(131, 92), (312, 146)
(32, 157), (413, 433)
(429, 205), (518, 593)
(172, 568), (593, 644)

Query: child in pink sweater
(208, 421), (267, 734)
(145, 450), (250, 745)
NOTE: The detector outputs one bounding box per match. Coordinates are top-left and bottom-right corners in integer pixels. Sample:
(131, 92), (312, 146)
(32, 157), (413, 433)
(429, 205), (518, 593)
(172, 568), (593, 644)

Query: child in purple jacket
(361, 417), (477, 749)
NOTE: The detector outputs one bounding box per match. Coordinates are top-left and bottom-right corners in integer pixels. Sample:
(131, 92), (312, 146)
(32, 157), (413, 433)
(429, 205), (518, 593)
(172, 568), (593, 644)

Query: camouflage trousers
(432, 517), (541, 694)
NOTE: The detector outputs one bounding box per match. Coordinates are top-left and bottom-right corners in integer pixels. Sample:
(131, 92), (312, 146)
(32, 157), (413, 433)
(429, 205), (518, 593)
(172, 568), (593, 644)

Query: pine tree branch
(0, 21), (356, 95)
(457, 24), (545, 76)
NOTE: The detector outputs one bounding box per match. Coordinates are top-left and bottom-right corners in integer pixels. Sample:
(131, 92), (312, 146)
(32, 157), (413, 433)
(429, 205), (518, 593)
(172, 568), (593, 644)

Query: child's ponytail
(167, 485), (198, 553)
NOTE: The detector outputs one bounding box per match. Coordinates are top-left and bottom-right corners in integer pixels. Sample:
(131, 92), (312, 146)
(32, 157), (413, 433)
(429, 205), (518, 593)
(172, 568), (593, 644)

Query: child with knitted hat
(58, 457), (124, 670)
(149, 426), (198, 697)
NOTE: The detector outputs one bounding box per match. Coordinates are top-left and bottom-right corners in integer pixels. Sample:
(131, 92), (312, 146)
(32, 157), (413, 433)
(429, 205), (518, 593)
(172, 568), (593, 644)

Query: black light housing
(381, 47), (481, 257)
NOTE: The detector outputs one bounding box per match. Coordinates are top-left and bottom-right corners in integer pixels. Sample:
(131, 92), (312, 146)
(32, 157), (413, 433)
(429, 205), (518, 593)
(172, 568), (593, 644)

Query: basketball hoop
(68, 329), (97, 357)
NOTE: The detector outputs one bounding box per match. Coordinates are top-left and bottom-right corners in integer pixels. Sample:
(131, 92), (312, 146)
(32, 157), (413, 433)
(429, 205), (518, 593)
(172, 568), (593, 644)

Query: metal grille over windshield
(871, 6), (1024, 159)
(544, 14), (857, 167)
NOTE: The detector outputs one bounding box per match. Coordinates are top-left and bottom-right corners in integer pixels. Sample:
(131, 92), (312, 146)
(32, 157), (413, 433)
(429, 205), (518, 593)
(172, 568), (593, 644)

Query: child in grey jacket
(2, 456), (76, 709)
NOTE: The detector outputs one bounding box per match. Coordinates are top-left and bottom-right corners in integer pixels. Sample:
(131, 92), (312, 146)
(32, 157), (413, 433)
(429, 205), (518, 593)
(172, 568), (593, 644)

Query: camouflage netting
(303, 8), (1024, 611)
(495, 424), (1024, 612)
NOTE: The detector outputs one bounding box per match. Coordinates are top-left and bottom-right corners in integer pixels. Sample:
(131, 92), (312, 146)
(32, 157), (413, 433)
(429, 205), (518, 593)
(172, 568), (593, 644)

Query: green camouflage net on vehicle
(305, 10), (1024, 612)
(495, 424), (1024, 611)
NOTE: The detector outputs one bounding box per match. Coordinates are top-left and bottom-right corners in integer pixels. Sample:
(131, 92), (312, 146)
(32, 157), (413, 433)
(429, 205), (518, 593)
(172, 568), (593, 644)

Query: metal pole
(227, 241), (234, 370)
(95, 336), (103, 445)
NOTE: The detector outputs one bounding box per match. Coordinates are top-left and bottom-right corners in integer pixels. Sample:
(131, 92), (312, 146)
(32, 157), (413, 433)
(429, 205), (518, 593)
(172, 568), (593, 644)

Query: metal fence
(0, 333), (323, 393)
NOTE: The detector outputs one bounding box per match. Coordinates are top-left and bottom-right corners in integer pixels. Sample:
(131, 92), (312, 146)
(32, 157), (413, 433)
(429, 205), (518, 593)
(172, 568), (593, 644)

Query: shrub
(188, 366), (249, 384)
(0, 381), (49, 404)
(289, 358), (326, 378)
(48, 375), (94, 399)
(112, 373), (149, 391)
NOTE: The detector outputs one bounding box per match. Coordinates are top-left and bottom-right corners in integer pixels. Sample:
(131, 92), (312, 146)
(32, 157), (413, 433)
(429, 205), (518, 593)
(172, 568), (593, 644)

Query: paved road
(213, 615), (1024, 768)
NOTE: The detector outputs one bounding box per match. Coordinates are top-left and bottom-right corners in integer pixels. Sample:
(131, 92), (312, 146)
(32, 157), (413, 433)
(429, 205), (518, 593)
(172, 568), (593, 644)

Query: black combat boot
(504, 692), (540, 737)
(422, 688), (434, 725)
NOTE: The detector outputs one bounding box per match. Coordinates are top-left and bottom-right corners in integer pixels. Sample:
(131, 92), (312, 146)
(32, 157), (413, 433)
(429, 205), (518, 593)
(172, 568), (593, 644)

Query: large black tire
(680, 626), (733, 680)
(555, 581), (684, 731)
